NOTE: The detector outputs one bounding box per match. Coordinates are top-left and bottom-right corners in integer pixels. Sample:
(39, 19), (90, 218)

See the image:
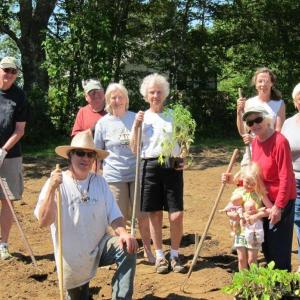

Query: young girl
(224, 162), (273, 270)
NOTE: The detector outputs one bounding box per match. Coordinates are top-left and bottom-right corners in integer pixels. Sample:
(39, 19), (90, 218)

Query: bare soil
(0, 148), (298, 299)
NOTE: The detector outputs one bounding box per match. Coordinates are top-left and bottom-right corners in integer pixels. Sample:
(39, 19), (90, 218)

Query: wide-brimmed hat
(84, 80), (103, 94)
(55, 130), (109, 159)
(0, 56), (18, 69)
(242, 105), (269, 121)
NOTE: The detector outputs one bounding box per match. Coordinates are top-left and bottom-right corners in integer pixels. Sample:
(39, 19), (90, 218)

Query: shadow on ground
(141, 294), (203, 299)
(188, 148), (241, 170)
(23, 156), (67, 179)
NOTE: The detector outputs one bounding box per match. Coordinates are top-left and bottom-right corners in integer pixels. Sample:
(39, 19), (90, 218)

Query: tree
(0, 0), (57, 93)
(211, 0), (300, 105)
(0, 0), (58, 141)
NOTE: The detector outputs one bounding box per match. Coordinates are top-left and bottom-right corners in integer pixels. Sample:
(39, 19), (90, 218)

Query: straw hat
(55, 130), (109, 159)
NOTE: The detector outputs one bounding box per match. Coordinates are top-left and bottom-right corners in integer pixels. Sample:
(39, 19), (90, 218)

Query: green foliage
(2, 0), (300, 140)
(158, 102), (196, 165)
(25, 84), (55, 144)
(212, 0), (300, 102)
(222, 261), (300, 300)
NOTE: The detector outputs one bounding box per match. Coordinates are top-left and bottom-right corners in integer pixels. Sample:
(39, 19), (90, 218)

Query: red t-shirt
(252, 131), (296, 208)
(71, 104), (106, 136)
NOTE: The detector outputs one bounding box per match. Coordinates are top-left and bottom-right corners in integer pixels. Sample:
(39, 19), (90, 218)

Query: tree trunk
(18, 0), (57, 94)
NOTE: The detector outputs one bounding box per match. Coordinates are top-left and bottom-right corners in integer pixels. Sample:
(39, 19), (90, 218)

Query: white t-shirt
(246, 96), (283, 126)
(282, 113), (300, 179)
(141, 109), (180, 159)
(94, 111), (136, 182)
(34, 172), (122, 289)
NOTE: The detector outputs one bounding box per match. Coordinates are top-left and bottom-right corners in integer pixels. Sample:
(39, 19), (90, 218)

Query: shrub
(222, 261), (300, 300)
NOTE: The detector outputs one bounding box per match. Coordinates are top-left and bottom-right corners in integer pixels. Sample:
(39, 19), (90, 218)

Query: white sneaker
(155, 257), (169, 274)
(0, 245), (12, 260)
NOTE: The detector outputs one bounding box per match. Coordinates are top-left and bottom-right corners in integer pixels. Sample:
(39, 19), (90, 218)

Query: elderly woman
(236, 67), (285, 137)
(71, 79), (106, 137)
(224, 105), (296, 271)
(94, 83), (155, 263)
(130, 73), (185, 274)
(282, 83), (300, 271)
(35, 130), (137, 300)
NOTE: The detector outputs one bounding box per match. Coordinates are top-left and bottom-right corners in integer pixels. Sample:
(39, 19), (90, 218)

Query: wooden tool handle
(55, 163), (64, 300)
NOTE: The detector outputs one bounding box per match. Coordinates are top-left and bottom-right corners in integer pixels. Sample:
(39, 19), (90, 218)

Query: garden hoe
(181, 148), (239, 292)
(55, 164), (64, 300)
(131, 126), (142, 237)
(238, 88), (252, 161)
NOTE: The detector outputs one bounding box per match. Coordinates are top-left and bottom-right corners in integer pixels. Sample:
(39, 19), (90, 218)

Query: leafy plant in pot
(158, 102), (196, 168)
(222, 261), (300, 300)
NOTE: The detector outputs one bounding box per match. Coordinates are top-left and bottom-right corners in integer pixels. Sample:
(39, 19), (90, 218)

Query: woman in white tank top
(236, 67), (286, 137)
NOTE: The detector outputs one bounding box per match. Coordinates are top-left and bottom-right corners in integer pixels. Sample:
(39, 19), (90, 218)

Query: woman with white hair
(282, 83), (300, 271)
(94, 82), (155, 263)
(130, 73), (185, 274)
(224, 105), (296, 271)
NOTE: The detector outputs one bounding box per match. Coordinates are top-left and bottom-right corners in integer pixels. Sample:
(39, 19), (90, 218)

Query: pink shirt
(252, 131), (296, 208)
(71, 105), (106, 136)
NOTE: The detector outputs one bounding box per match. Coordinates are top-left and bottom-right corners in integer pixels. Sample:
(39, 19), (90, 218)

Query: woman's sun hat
(55, 130), (109, 159)
(242, 105), (269, 121)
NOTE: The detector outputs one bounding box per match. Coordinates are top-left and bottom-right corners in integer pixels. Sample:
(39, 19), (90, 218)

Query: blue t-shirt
(94, 111), (136, 182)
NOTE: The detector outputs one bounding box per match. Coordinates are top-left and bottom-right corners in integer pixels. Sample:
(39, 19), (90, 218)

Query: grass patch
(22, 135), (244, 158)
(192, 136), (244, 152)
(23, 135), (70, 158)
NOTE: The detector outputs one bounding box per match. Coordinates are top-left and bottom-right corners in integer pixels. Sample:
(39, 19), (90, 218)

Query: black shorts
(141, 158), (183, 212)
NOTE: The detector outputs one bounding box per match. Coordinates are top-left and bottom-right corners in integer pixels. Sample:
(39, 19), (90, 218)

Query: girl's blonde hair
(234, 162), (266, 197)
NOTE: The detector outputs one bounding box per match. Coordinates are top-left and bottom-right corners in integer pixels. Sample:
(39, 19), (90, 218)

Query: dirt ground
(0, 148), (298, 300)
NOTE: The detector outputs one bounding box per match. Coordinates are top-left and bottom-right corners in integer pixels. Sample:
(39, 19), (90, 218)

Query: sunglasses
(72, 150), (96, 158)
(2, 68), (18, 75)
(246, 116), (264, 127)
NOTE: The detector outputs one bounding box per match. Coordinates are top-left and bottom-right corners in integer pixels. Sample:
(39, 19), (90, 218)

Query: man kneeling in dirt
(34, 130), (137, 300)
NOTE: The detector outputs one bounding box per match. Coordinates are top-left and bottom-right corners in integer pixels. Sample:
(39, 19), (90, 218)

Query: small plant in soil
(158, 102), (196, 167)
(222, 261), (300, 300)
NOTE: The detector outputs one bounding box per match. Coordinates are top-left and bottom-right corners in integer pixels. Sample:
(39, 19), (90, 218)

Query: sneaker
(0, 245), (12, 260)
(170, 256), (185, 273)
(155, 257), (169, 274)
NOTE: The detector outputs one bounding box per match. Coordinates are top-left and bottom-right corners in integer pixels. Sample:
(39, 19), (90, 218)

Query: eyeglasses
(72, 150), (96, 158)
(2, 68), (18, 75)
(246, 116), (264, 127)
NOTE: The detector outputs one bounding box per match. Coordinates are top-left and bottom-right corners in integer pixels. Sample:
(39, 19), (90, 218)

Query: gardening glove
(0, 148), (7, 168)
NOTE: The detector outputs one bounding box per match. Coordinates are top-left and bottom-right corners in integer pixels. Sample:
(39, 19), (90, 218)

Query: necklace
(72, 174), (94, 202)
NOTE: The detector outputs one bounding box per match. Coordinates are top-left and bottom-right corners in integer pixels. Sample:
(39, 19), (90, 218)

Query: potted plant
(158, 102), (196, 168)
(222, 261), (300, 300)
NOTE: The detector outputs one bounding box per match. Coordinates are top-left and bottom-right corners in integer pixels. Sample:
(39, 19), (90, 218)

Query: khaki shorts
(0, 157), (24, 200)
(108, 182), (142, 221)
